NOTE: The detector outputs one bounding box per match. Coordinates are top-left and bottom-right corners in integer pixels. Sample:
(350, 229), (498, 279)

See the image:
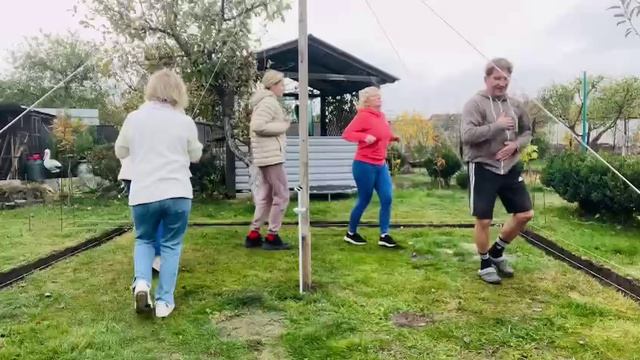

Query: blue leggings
(348, 160), (393, 234)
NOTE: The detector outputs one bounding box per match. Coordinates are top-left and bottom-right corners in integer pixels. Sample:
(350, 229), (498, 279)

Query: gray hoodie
(461, 90), (532, 175)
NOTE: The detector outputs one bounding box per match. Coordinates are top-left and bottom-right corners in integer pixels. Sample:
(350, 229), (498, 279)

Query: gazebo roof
(255, 34), (399, 96)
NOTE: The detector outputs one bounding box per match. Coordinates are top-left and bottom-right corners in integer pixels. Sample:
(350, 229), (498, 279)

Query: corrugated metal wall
(235, 136), (357, 192)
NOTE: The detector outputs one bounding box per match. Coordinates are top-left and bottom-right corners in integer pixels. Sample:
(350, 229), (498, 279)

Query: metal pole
(298, 0), (312, 292)
(582, 71), (588, 151)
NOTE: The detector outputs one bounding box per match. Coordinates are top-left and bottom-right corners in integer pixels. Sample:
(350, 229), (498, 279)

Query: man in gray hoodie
(461, 58), (534, 285)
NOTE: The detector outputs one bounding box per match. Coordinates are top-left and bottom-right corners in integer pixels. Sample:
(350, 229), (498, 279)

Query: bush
(190, 145), (226, 198)
(541, 151), (640, 218)
(87, 144), (120, 184)
(455, 170), (469, 190)
(531, 136), (551, 159)
(424, 145), (462, 187)
(386, 144), (408, 176)
(74, 127), (96, 160)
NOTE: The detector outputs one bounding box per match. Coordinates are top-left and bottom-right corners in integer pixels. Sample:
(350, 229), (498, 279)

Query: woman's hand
(364, 134), (377, 144)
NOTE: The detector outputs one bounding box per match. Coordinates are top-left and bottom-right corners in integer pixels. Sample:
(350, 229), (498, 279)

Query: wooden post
(298, 0), (312, 292)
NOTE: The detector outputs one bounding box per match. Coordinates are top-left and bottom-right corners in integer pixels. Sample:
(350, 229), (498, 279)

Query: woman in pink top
(342, 86), (399, 248)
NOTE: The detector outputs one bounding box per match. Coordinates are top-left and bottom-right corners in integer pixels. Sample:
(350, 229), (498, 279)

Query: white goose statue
(43, 149), (62, 173)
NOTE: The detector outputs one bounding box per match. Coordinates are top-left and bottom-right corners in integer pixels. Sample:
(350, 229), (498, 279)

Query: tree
(392, 112), (439, 162)
(78, 0), (291, 165)
(537, 76), (640, 148)
(537, 76), (603, 141)
(0, 33), (124, 125)
(521, 96), (550, 137)
(608, 0), (640, 39)
(324, 93), (358, 135)
(588, 77), (640, 148)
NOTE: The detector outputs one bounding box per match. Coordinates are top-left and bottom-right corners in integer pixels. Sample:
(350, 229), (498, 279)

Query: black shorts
(468, 162), (532, 220)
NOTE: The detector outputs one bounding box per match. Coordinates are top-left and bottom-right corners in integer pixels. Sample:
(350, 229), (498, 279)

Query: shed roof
(255, 35), (399, 96)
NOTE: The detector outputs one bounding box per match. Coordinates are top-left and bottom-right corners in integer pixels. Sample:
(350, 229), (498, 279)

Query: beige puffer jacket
(249, 89), (290, 167)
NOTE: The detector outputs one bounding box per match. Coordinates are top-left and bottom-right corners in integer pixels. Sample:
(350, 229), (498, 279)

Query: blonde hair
(144, 69), (189, 110)
(261, 69), (285, 89)
(357, 86), (381, 109)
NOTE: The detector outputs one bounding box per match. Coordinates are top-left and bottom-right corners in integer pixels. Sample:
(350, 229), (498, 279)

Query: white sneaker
(155, 301), (175, 318)
(133, 281), (153, 313)
(152, 256), (161, 273)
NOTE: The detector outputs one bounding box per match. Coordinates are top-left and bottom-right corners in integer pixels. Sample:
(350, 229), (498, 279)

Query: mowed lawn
(1, 225), (640, 359)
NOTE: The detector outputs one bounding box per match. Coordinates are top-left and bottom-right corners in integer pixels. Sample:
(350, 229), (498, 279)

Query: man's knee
(514, 210), (534, 224)
(475, 218), (492, 229)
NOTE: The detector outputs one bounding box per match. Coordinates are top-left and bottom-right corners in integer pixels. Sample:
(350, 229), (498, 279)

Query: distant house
(35, 108), (100, 126)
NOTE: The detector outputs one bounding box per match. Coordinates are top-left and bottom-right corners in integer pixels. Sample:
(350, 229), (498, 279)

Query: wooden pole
(298, 0), (312, 292)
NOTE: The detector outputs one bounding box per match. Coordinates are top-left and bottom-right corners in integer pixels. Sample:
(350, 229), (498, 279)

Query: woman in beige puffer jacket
(245, 70), (292, 251)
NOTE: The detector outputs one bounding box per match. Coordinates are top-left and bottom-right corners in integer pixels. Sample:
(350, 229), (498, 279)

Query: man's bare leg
(499, 210), (534, 243)
(474, 218), (492, 254)
(487, 210), (534, 277)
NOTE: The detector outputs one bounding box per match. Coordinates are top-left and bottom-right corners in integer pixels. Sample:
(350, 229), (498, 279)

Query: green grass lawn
(2, 171), (639, 283)
(0, 198), (130, 272)
(1, 226), (640, 359)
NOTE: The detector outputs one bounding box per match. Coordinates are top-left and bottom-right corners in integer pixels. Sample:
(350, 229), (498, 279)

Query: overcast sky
(2, 0), (639, 116)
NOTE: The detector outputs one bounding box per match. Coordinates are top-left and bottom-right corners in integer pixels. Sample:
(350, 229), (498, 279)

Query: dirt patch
(391, 312), (437, 328)
(216, 311), (288, 359)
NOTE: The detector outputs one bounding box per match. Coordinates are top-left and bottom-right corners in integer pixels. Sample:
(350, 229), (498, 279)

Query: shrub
(386, 144), (408, 176)
(531, 136), (551, 159)
(455, 170), (469, 190)
(541, 151), (640, 218)
(190, 145), (226, 198)
(87, 144), (120, 184)
(424, 145), (462, 187)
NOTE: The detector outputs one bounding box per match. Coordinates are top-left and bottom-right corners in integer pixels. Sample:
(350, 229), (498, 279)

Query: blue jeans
(349, 160), (393, 234)
(124, 180), (162, 256)
(132, 198), (191, 305)
(155, 223), (162, 256)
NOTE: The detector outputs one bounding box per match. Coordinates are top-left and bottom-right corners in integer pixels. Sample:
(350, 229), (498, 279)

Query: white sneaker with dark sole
(155, 301), (175, 318)
(133, 281), (153, 313)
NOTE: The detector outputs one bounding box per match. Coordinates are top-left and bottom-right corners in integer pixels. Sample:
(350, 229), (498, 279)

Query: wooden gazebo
(255, 34), (399, 135)
(233, 35), (400, 194)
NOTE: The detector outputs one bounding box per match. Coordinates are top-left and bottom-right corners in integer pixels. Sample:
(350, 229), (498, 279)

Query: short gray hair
(485, 58), (513, 77)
